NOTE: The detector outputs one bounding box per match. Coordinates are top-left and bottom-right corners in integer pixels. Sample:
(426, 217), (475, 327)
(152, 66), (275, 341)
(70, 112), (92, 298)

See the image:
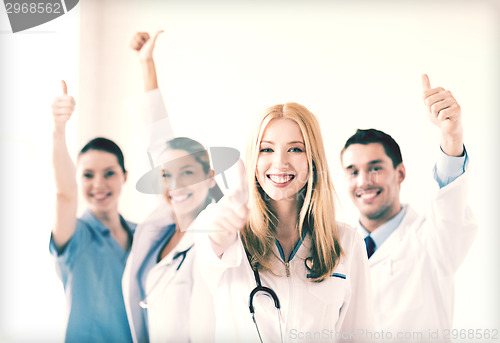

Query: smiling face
(341, 143), (405, 231)
(78, 150), (127, 214)
(161, 149), (215, 221)
(256, 118), (309, 204)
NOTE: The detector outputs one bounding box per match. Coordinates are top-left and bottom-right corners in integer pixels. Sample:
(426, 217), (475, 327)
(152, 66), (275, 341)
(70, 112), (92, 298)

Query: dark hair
(163, 137), (212, 174)
(340, 129), (403, 168)
(79, 137), (126, 174)
(162, 137), (223, 201)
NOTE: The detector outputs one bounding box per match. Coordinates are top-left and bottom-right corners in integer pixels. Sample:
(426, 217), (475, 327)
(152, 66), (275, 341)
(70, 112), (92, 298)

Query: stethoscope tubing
(248, 265), (284, 343)
(139, 244), (194, 309)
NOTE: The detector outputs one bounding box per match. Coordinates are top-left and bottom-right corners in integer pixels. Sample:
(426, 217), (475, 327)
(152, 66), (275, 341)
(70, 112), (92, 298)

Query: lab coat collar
(274, 228), (308, 262)
(156, 228), (196, 267)
(356, 205), (408, 250)
(131, 201), (176, 254)
(367, 206), (419, 266)
(294, 233), (312, 261)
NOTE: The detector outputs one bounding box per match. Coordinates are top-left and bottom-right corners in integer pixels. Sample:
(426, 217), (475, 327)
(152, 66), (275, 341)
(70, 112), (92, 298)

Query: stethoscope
(139, 244), (194, 309)
(248, 255), (347, 342)
(249, 267), (284, 343)
(248, 256), (322, 343)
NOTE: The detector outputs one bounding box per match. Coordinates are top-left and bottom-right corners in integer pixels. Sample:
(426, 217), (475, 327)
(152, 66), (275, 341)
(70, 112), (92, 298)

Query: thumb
(61, 80), (68, 95)
(421, 74), (431, 92)
(230, 159), (249, 205)
(150, 30), (164, 47)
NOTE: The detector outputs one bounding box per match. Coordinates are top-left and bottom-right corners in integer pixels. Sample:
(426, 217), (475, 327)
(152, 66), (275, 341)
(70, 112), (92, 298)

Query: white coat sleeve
(190, 252), (216, 343)
(191, 203), (244, 295)
(421, 171), (478, 274)
(336, 226), (374, 341)
(125, 88), (175, 165)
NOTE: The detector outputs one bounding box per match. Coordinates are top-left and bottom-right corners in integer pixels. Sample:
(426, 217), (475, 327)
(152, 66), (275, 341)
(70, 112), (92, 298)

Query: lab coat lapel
(123, 199), (176, 343)
(155, 227), (195, 267)
(368, 207), (419, 266)
(129, 200), (176, 274)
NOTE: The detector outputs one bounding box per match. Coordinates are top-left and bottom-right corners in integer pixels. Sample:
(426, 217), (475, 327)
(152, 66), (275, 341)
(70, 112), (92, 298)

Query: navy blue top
(136, 223), (176, 339)
(50, 209), (136, 343)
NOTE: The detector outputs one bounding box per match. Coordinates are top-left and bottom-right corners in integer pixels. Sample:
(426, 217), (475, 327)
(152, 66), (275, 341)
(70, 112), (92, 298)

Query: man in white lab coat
(340, 75), (477, 342)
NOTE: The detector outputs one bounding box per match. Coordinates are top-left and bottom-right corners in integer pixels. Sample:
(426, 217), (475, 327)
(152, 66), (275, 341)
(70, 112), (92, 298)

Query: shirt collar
(357, 204), (408, 249)
(81, 209), (135, 236)
(81, 209), (110, 234)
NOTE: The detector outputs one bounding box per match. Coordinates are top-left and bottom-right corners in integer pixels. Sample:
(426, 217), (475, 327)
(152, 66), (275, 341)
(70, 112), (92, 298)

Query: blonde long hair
(241, 102), (343, 282)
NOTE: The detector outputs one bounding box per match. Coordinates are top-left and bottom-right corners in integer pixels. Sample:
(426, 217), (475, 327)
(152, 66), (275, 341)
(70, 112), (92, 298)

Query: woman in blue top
(50, 81), (135, 342)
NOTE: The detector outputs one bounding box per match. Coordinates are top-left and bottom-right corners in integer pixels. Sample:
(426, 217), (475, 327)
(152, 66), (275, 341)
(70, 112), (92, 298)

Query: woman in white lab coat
(122, 31), (221, 343)
(193, 103), (374, 342)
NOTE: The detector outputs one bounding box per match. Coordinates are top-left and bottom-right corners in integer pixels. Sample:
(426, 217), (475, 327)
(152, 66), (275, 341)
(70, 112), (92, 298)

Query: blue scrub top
(50, 209), (136, 343)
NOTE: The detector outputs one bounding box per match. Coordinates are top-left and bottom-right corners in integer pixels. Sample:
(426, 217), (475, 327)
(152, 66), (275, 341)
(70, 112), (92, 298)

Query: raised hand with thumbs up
(130, 31), (164, 91)
(131, 31), (163, 62)
(51, 80), (78, 248)
(52, 80), (76, 127)
(205, 159), (250, 257)
(422, 74), (464, 157)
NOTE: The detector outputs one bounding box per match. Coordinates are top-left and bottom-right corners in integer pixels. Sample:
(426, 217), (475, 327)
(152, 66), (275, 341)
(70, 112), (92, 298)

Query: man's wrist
(440, 134), (464, 157)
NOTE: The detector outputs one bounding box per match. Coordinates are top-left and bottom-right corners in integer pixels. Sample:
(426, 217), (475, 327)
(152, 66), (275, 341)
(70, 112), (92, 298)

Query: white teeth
(93, 193), (109, 200)
(356, 189), (380, 200)
(268, 175), (293, 184)
(170, 194), (190, 203)
(360, 193), (377, 200)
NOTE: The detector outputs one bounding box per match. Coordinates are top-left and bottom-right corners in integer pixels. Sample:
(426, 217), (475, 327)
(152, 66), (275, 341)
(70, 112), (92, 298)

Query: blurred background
(1, 0), (499, 341)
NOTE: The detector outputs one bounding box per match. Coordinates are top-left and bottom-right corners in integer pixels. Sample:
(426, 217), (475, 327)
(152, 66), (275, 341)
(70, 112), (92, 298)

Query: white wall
(0, 3), (79, 341)
(1, 0), (498, 341)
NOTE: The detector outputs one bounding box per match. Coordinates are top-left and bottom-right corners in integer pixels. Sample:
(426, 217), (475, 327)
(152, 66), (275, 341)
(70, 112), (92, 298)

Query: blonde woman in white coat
(193, 103), (374, 342)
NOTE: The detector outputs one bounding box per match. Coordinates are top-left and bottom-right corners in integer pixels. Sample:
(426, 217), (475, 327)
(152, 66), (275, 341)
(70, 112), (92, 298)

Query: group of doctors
(49, 30), (477, 342)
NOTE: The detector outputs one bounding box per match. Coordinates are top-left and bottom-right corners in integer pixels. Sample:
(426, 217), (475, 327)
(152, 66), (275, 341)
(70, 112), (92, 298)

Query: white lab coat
(122, 89), (216, 343)
(122, 200), (215, 343)
(366, 172), (477, 340)
(193, 216), (374, 343)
